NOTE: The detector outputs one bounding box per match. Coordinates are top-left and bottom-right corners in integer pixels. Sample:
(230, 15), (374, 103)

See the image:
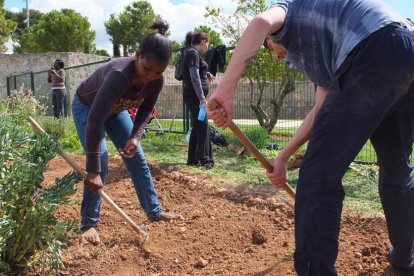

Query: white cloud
(8, 6), (22, 13)
(17, 0), (238, 55)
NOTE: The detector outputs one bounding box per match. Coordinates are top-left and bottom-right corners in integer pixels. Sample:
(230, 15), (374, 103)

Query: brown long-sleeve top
(76, 56), (163, 172)
(48, 69), (66, 89)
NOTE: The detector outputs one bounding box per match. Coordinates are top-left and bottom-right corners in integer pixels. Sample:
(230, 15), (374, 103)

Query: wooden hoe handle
(207, 100), (296, 200)
(27, 116), (148, 240)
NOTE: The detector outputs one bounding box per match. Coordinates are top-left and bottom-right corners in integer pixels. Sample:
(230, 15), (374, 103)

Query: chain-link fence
(5, 48), (382, 164)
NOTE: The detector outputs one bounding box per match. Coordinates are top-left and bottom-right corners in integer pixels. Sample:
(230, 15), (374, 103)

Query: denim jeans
(52, 89), (66, 118)
(71, 95), (163, 230)
(294, 25), (414, 275)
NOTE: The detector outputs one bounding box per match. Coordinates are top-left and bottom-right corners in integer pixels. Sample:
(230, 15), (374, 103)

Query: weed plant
(0, 91), (79, 274)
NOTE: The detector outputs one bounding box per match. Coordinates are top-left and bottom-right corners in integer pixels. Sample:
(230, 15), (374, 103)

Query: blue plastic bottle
(198, 103), (207, 121)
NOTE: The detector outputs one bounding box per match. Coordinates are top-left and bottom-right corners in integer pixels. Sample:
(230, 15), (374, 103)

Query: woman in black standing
(182, 32), (215, 169)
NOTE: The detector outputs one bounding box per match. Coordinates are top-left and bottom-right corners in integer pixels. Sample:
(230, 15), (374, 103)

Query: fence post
(65, 70), (69, 117)
(13, 75), (17, 90)
(6, 76), (10, 96)
(30, 71), (35, 95)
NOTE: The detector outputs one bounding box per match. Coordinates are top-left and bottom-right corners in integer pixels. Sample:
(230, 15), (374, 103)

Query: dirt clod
(252, 227), (267, 245)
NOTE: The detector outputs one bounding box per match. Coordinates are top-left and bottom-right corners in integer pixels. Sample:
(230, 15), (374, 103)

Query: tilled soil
(43, 156), (399, 275)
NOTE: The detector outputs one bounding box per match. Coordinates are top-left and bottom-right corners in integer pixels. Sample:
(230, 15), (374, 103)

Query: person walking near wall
(208, 0), (414, 275)
(182, 31), (215, 169)
(72, 19), (182, 245)
(48, 59), (66, 119)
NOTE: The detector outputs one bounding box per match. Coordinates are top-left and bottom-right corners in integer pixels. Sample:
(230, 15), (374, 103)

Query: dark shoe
(387, 248), (414, 276)
(202, 163), (214, 170)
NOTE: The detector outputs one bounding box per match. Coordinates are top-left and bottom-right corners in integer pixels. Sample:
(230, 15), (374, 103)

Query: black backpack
(209, 126), (227, 147)
(174, 49), (184, 81)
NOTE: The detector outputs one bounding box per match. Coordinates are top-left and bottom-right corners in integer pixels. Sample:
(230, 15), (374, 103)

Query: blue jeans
(71, 95), (163, 230)
(294, 25), (414, 275)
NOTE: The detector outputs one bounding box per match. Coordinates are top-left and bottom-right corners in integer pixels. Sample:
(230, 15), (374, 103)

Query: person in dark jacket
(206, 45), (226, 76)
(182, 31), (215, 169)
(208, 0), (414, 275)
(72, 19), (182, 245)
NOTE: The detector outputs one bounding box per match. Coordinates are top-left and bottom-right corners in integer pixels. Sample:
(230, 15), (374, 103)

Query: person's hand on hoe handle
(85, 172), (103, 193)
(266, 156), (289, 189)
(207, 91), (234, 129)
(119, 137), (138, 158)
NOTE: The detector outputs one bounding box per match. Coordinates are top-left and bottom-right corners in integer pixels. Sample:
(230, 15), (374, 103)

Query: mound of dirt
(41, 156), (398, 275)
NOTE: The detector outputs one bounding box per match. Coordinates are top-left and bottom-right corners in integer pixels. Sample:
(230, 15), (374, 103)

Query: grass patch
(57, 119), (384, 214)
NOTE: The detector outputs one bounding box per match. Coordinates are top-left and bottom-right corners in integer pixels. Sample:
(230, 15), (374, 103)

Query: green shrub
(0, 113), (79, 274)
(224, 126), (271, 149)
(39, 117), (67, 141)
(0, 89), (46, 127)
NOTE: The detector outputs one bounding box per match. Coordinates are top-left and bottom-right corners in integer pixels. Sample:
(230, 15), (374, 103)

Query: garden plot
(46, 156), (397, 275)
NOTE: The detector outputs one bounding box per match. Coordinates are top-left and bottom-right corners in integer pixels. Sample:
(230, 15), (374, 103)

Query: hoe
(207, 100), (296, 206)
(27, 116), (150, 250)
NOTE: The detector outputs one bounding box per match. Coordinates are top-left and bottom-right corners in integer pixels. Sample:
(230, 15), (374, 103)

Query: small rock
(245, 247), (254, 253)
(195, 257), (208, 268)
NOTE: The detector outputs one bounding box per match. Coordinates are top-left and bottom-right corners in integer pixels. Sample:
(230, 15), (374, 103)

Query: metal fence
(5, 48), (382, 164)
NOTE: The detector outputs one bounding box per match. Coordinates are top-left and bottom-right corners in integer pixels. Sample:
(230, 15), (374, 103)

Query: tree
(0, 0), (17, 53)
(5, 9), (43, 34)
(94, 49), (110, 57)
(14, 9), (96, 53)
(206, 0), (301, 134)
(194, 25), (223, 47)
(205, 6), (247, 46)
(105, 1), (155, 56)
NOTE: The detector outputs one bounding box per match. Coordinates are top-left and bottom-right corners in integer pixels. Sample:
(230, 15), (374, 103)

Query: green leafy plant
(39, 117), (67, 141)
(0, 113), (79, 274)
(0, 89), (46, 127)
(224, 126), (270, 149)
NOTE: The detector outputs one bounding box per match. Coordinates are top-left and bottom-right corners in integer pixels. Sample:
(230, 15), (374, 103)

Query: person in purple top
(208, 0), (414, 275)
(182, 31), (215, 169)
(72, 18), (182, 245)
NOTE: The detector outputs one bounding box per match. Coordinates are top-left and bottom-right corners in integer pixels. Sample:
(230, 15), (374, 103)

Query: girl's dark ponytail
(185, 31), (194, 47)
(139, 18), (172, 65)
(150, 18), (169, 36)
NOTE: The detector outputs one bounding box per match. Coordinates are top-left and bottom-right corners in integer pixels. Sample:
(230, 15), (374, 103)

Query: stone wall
(1, 54), (315, 119)
(0, 52), (109, 115)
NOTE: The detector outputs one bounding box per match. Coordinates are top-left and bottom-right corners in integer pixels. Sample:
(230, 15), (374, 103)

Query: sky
(3, 0), (239, 54)
(4, 0), (414, 55)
